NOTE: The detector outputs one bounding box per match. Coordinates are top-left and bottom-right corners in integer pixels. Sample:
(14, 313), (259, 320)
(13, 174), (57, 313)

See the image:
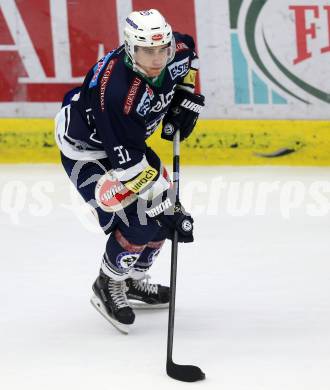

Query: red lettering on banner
(16, 0), (55, 77)
(0, 9), (14, 44)
(100, 59), (117, 111)
(0, 0), (119, 103)
(0, 0), (55, 102)
(67, 0), (119, 77)
(321, 6), (330, 54)
(124, 77), (142, 115)
(0, 1), (201, 104)
(133, 0), (197, 41)
(289, 5), (319, 65)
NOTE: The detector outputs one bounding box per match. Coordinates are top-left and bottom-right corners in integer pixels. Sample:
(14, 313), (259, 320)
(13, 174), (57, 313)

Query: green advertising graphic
(230, 0), (330, 105)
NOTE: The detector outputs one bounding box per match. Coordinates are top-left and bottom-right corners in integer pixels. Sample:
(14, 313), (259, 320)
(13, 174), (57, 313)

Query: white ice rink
(1, 165), (330, 390)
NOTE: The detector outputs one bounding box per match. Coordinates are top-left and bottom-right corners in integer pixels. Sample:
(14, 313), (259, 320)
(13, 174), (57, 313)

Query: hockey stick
(166, 130), (206, 382)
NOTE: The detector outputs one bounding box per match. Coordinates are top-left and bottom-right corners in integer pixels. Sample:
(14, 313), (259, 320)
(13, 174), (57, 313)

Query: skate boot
(125, 275), (170, 309)
(91, 271), (135, 334)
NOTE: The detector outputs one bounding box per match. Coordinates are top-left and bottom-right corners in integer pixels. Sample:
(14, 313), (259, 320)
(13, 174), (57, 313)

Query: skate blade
(90, 295), (132, 335)
(129, 300), (169, 310)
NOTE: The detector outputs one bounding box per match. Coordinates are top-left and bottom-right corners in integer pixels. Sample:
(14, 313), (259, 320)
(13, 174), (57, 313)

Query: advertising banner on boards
(0, 0), (329, 119)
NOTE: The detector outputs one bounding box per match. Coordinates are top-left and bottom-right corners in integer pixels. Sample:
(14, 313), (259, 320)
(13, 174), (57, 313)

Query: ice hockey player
(55, 9), (205, 333)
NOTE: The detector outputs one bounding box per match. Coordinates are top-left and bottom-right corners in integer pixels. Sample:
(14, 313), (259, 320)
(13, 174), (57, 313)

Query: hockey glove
(161, 89), (205, 142)
(145, 196), (194, 243)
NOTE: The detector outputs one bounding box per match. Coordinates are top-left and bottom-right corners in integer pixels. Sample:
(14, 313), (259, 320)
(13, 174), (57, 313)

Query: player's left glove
(157, 202), (194, 243)
(161, 89), (205, 142)
(145, 191), (194, 243)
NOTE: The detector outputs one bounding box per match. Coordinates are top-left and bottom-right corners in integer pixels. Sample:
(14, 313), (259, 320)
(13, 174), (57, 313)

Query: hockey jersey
(55, 32), (198, 200)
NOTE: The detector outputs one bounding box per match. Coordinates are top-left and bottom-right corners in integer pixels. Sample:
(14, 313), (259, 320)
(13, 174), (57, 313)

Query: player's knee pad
(101, 229), (146, 280)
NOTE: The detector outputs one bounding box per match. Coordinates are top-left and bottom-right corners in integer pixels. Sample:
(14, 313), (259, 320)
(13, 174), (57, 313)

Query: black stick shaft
(167, 131), (180, 363)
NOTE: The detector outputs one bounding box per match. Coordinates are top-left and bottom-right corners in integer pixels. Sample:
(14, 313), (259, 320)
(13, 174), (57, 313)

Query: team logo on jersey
(168, 58), (189, 80)
(149, 86), (176, 113)
(116, 252), (140, 270)
(124, 77), (142, 115)
(137, 86), (176, 116)
(136, 84), (155, 116)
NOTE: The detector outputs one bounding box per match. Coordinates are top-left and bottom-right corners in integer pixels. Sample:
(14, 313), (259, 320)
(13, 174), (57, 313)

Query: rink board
(0, 119), (329, 165)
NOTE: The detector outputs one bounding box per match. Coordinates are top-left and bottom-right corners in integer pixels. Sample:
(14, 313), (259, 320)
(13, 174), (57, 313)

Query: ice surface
(0, 165), (330, 390)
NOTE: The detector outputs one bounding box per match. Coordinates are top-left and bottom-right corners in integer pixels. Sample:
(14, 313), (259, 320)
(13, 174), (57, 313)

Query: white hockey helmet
(124, 9), (175, 67)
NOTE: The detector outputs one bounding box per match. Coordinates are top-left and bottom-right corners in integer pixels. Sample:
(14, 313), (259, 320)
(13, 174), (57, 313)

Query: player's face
(134, 44), (171, 77)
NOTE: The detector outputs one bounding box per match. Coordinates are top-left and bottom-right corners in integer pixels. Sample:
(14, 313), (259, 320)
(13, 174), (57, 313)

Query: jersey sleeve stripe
(113, 155), (149, 181)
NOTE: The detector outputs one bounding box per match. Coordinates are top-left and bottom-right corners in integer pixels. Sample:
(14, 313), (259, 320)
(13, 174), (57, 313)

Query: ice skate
(91, 271), (135, 334)
(125, 275), (170, 309)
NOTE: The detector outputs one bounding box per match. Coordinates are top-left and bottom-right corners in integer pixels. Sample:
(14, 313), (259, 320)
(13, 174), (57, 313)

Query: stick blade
(166, 360), (205, 382)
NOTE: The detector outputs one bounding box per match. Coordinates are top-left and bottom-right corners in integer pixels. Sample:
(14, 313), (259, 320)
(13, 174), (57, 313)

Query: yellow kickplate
(0, 118), (329, 165)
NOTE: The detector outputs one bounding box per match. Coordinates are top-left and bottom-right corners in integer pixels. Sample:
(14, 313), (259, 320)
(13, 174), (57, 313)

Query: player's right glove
(145, 194), (194, 243)
(161, 89), (205, 142)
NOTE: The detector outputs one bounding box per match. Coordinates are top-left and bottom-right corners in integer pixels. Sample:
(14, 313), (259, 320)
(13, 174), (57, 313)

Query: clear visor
(133, 37), (176, 75)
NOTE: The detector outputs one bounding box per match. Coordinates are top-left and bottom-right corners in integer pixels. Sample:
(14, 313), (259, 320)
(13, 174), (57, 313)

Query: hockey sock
(101, 229), (146, 281)
(130, 239), (165, 279)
